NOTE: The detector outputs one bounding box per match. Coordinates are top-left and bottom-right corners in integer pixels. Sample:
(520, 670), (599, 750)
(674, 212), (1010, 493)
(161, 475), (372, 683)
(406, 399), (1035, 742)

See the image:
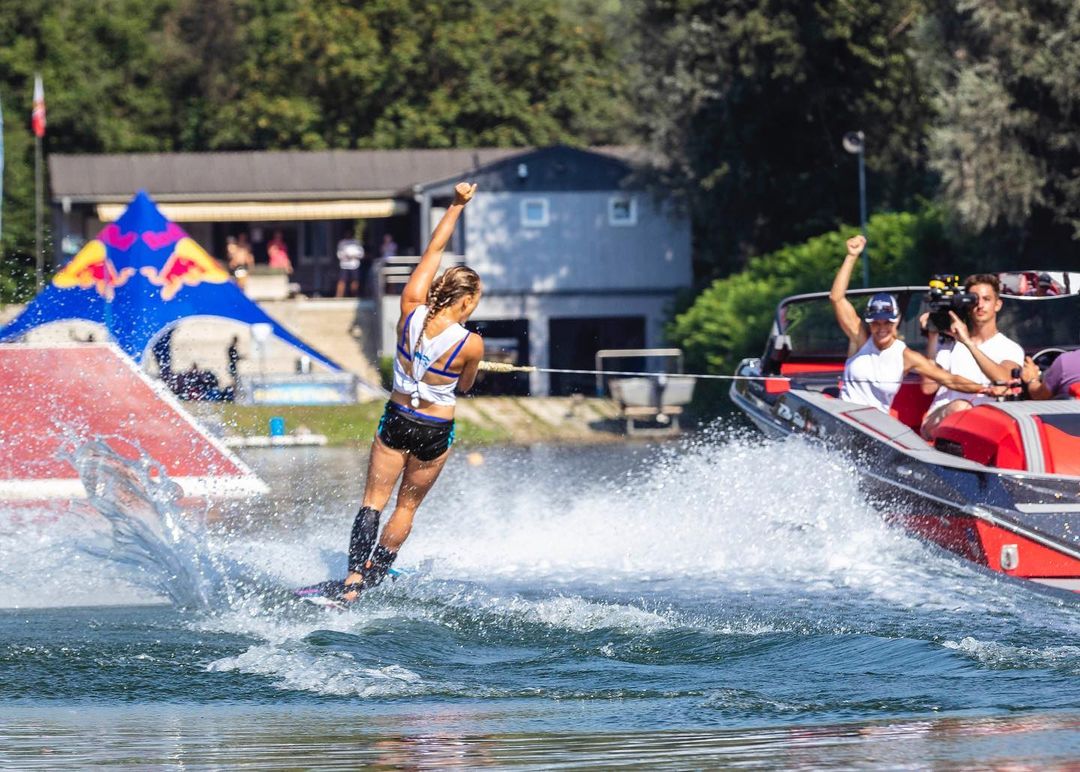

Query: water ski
(293, 569), (404, 610)
(293, 580), (354, 610)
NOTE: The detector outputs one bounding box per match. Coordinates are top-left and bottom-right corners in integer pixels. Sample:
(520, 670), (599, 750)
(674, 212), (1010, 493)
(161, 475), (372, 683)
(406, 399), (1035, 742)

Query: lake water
(1, 428), (1078, 768)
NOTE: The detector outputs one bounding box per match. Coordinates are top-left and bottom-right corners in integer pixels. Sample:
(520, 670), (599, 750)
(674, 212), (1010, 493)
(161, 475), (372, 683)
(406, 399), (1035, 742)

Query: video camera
(925, 274), (977, 335)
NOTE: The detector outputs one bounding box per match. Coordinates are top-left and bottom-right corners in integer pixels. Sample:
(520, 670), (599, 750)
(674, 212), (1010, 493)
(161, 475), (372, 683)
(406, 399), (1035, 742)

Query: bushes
(667, 206), (947, 394)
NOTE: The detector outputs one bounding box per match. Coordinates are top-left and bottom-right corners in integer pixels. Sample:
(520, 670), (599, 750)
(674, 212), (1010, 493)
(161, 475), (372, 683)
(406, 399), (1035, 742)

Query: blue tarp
(0, 190), (343, 371)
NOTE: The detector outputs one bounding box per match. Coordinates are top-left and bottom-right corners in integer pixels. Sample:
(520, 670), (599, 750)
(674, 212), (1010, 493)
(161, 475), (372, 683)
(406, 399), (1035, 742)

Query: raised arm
(830, 235), (867, 347)
(401, 182), (477, 314)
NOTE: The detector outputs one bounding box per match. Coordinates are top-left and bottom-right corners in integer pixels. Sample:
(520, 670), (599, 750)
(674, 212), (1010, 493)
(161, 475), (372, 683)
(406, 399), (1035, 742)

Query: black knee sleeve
(348, 506), (381, 573)
(360, 545), (398, 589)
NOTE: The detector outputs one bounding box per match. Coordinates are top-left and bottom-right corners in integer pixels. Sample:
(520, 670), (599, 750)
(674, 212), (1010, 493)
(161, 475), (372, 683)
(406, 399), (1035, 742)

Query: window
(520, 198), (550, 227)
(608, 195), (637, 226)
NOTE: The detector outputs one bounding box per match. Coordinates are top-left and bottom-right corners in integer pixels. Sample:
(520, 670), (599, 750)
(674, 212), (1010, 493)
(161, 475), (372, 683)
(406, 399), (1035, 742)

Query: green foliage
(667, 207), (947, 386)
(211, 400), (510, 446)
(629, 0), (936, 276)
(0, 0), (632, 295)
(915, 0), (1080, 253)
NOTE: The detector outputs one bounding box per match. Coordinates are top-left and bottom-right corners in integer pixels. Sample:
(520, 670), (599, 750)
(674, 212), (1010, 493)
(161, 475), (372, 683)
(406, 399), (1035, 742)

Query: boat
(730, 274), (1080, 595)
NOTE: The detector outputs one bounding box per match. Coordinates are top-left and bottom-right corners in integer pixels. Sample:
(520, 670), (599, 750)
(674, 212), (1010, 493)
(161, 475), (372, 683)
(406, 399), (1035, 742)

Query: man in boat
(830, 235), (1000, 415)
(1020, 350), (1080, 399)
(918, 273), (1023, 439)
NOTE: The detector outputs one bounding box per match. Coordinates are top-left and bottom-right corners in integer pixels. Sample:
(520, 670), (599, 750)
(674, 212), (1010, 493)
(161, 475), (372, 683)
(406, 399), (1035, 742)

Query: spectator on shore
(336, 230), (364, 298)
(227, 234), (255, 289)
(268, 230), (293, 275)
(380, 233), (398, 260)
(226, 336), (243, 381)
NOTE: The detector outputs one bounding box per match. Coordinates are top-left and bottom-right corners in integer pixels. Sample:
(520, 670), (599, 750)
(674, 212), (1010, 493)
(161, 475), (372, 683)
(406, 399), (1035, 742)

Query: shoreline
(192, 396), (692, 447)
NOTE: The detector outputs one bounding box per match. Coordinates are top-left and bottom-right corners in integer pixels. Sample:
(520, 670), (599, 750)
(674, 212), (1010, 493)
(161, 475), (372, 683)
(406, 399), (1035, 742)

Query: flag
(31, 74), (45, 138)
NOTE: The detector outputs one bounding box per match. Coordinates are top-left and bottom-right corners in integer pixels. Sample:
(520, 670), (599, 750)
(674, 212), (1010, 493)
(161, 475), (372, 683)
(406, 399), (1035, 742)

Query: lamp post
(842, 130), (869, 287)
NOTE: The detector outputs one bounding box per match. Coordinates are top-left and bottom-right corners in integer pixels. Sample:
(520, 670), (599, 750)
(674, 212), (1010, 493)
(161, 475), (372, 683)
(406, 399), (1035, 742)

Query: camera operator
(919, 273), (1023, 439)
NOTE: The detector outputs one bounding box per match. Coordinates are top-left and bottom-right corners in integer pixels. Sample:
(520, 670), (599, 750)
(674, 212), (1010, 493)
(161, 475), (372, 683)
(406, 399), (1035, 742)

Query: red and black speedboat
(731, 274), (1080, 594)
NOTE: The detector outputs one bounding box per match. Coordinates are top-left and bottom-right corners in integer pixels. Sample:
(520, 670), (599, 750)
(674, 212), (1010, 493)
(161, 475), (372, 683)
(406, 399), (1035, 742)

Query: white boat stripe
(1014, 503), (1080, 513)
(0, 476), (267, 501)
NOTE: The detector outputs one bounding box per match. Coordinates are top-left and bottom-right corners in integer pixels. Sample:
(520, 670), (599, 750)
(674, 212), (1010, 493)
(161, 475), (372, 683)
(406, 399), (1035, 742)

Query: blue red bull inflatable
(0, 191), (342, 371)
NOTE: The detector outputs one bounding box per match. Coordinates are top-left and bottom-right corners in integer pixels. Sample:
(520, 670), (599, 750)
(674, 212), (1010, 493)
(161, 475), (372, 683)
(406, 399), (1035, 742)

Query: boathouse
(48, 146), (692, 396)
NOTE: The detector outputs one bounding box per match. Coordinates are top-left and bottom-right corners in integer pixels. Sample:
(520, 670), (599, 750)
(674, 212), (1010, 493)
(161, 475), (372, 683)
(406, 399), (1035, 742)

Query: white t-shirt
(840, 337), (907, 413)
(929, 332), (1023, 413)
(336, 238), (364, 270)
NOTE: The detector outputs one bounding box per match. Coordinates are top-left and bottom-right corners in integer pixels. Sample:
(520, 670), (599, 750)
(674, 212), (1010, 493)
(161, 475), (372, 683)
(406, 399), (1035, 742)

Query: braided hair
(416, 265), (481, 353)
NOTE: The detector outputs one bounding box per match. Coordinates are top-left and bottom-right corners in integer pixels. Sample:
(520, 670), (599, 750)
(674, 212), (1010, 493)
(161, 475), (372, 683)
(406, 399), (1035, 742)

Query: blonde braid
(416, 275), (450, 352)
(414, 266), (481, 355)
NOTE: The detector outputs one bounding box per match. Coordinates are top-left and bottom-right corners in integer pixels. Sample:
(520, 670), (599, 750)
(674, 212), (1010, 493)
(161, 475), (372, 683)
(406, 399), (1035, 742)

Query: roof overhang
(95, 198), (409, 223)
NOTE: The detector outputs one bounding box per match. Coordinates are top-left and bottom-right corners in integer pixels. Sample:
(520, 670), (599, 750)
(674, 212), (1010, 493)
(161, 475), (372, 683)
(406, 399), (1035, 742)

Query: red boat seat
(1070, 383), (1080, 399)
(1035, 416), (1080, 475)
(933, 405), (1028, 470)
(889, 380), (935, 431)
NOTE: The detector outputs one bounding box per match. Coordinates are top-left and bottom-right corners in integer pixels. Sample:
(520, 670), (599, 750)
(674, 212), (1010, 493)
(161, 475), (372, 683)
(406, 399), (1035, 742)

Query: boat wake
(2, 427), (1078, 704)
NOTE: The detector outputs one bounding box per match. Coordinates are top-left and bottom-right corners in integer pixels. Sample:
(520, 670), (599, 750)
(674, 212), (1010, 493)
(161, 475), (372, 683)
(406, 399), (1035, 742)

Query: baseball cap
(863, 292), (900, 322)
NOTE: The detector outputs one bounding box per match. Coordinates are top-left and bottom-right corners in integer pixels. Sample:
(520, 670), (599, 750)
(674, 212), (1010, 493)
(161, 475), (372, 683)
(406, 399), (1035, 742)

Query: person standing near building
(335, 229), (364, 297)
(267, 230), (293, 275)
(227, 234), (255, 289)
(226, 335), (243, 381)
(363, 232), (399, 298)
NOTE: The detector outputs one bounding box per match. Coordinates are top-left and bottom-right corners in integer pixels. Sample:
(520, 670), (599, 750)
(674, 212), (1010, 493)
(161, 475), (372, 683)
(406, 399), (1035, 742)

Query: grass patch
(208, 402), (510, 446)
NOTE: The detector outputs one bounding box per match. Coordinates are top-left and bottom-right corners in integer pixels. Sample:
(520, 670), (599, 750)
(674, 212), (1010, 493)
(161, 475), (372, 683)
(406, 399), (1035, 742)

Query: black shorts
(376, 401), (455, 461)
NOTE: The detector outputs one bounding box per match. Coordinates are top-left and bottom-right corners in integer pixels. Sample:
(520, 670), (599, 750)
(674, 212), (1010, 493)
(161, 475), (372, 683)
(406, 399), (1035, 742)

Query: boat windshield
(776, 289), (926, 360)
(996, 294), (1080, 352)
(774, 286), (1080, 362)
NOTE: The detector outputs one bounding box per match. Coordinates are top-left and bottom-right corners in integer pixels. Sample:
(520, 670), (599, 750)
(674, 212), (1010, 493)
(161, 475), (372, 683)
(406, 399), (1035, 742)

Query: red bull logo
(140, 237), (230, 301)
(52, 239), (135, 300)
(141, 222), (186, 251)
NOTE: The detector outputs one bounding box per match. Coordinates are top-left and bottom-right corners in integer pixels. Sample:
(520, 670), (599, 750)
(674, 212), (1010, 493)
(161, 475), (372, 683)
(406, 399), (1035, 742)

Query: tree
(628, 0), (934, 278)
(157, 0), (633, 151)
(916, 0), (1080, 255)
(666, 206), (947, 401)
(0, 0), (634, 297)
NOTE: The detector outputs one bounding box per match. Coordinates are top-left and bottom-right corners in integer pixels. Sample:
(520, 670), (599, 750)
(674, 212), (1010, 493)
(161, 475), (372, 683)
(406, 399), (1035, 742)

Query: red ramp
(0, 343), (267, 500)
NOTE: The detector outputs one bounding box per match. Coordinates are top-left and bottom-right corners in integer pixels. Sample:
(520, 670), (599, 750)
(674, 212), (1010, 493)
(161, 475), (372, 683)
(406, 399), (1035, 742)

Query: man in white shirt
(335, 230), (364, 298)
(920, 273), (1023, 439)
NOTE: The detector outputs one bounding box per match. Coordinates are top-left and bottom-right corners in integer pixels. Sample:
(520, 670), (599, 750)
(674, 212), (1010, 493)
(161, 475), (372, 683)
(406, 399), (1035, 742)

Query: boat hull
(731, 361), (1080, 593)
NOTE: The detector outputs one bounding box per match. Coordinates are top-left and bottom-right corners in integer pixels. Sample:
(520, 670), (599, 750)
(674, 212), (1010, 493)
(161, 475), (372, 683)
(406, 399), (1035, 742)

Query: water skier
(341, 182), (484, 601)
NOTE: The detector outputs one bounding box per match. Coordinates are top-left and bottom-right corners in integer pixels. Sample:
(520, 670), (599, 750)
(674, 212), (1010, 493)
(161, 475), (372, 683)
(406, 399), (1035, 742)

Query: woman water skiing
(340, 181), (484, 601)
